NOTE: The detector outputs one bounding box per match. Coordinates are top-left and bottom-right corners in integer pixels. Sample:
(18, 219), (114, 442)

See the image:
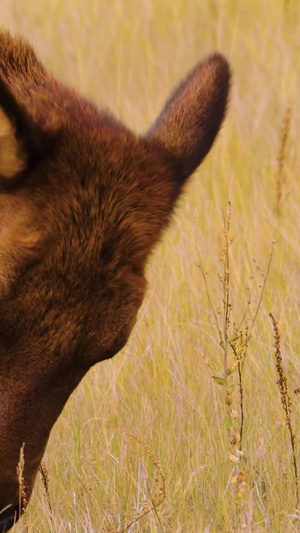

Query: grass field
(1, 0), (300, 531)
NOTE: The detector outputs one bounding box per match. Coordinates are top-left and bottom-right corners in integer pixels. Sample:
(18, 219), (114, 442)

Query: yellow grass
(2, 0), (300, 531)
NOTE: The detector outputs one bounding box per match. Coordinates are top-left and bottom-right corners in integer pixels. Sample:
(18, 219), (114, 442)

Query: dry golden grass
(2, 0), (300, 531)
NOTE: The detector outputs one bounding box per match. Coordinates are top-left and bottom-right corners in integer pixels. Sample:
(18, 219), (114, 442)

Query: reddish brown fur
(0, 28), (230, 530)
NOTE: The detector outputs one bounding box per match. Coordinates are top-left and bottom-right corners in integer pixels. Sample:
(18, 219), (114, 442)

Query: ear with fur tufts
(0, 77), (57, 184)
(146, 54), (230, 200)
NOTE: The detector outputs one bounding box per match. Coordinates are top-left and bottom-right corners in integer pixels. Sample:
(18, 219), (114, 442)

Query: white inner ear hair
(0, 108), (26, 179)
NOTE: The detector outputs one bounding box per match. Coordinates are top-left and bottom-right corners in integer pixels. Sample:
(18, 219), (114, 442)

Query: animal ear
(0, 106), (26, 179)
(146, 54), (230, 198)
(0, 77), (57, 184)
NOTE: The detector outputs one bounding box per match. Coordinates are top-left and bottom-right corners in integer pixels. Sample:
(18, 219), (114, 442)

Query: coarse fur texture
(0, 28), (230, 530)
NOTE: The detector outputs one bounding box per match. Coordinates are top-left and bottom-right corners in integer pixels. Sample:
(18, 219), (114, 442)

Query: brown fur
(0, 28), (230, 530)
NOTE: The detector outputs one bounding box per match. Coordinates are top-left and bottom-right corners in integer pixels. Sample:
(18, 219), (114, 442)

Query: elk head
(0, 29), (230, 530)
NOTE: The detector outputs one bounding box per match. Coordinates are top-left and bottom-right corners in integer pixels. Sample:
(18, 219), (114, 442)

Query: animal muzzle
(0, 504), (20, 532)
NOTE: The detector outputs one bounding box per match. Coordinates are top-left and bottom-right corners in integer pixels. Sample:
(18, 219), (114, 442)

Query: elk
(0, 28), (230, 531)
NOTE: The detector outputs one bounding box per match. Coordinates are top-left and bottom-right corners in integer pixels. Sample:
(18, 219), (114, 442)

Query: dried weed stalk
(270, 312), (299, 504)
(275, 106), (291, 218)
(197, 202), (273, 510)
(39, 461), (53, 516)
(16, 443), (28, 529)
